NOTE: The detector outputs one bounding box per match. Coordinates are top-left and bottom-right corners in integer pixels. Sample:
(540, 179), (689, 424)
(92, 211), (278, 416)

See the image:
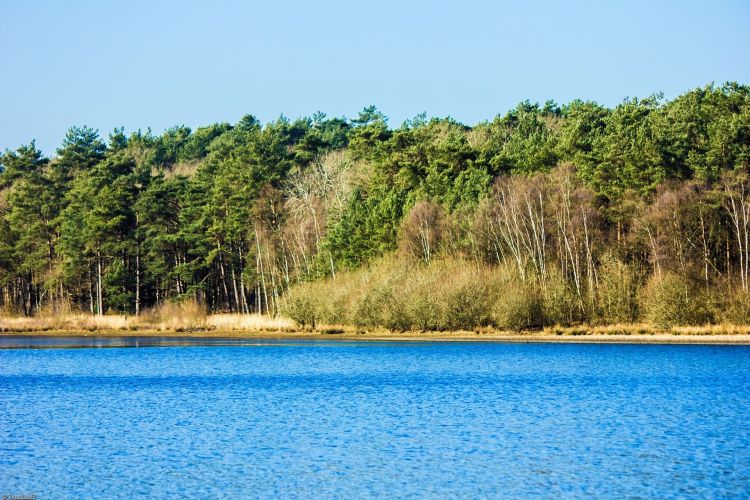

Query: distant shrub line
(283, 257), (750, 331)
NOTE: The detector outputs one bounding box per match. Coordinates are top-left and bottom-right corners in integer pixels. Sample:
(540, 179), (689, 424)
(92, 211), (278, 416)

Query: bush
(355, 289), (412, 331)
(442, 281), (493, 330)
(283, 255), (656, 332)
(593, 255), (643, 324)
(353, 285), (390, 328)
(493, 280), (544, 331)
(282, 285), (321, 329)
(541, 269), (582, 326)
(721, 288), (750, 324)
(407, 292), (442, 331)
(640, 273), (716, 326)
(288, 257), (501, 331)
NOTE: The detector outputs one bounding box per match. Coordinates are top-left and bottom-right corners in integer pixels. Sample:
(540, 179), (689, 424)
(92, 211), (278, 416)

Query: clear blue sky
(2, 0), (748, 154)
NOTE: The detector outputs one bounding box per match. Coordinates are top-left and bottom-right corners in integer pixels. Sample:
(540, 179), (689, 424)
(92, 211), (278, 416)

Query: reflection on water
(0, 335), (369, 349)
(1, 340), (749, 497)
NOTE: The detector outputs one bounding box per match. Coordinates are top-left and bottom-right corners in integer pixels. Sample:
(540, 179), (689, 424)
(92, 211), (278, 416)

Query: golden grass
(206, 313), (296, 331)
(1, 314), (749, 344)
(545, 323), (750, 336)
(139, 300), (207, 331)
(669, 323), (750, 336)
(0, 299), (294, 333)
(0, 314), (139, 333)
(2, 293), (750, 340)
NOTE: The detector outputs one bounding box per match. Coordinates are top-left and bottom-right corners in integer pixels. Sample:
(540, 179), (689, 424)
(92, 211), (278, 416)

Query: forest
(1, 82), (749, 330)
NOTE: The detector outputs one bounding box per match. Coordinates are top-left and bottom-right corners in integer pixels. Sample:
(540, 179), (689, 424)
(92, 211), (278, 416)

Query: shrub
(407, 292), (442, 331)
(282, 255), (653, 332)
(442, 281), (493, 330)
(640, 273), (716, 326)
(721, 288), (750, 324)
(541, 269), (582, 326)
(593, 255), (643, 324)
(353, 285), (389, 328)
(493, 280), (544, 331)
(359, 283), (412, 331)
(282, 285), (321, 329)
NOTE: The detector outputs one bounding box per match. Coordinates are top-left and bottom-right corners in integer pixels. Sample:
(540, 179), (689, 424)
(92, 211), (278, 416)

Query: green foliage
(153, 125), (192, 167)
(179, 123), (232, 162)
(0, 141), (49, 188)
(476, 101), (560, 176)
(326, 186), (405, 268)
(52, 126), (106, 187)
(2, 82), (750, 321)
(583, 96), (665, 199)
(557, 100), (608, 168)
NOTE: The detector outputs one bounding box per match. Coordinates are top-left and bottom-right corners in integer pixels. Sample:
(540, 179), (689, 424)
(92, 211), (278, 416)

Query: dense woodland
(1, 83), (750, 328)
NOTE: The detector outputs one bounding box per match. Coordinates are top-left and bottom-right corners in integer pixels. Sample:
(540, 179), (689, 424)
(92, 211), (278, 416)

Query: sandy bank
(2, 328), (750, 345)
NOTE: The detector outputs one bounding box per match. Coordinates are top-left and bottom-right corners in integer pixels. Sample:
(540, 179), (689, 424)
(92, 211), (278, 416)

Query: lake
(1, 338), (749, 498)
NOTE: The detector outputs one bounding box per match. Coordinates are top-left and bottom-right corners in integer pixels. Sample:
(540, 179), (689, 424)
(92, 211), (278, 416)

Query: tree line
(1, 83), (748, 324)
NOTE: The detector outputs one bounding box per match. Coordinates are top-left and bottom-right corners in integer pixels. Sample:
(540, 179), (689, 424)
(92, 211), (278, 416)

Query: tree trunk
(88, 266), (95, 315)
(217, 242), (232, 312)
(97, 252), (103, 316)
(135, 215), (141, 316)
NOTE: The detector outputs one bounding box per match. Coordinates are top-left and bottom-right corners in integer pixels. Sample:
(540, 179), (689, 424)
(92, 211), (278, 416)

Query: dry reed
(0, 299), (293, 333)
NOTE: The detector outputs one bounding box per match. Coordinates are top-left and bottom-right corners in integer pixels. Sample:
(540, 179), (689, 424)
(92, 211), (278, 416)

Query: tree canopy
(0, 82), (749, 317)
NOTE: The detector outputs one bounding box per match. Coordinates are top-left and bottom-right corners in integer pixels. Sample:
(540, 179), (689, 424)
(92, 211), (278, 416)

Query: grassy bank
(4, 260), (750, 344)
(0, 304), (295, 334)
(3, 312), (750, 345)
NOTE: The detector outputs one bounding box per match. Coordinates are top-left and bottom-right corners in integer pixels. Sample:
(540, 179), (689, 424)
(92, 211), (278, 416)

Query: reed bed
(0, 300), (293, 333)
(2, 312), (750, 338)
(206, 314), (296, 331)
(4, 259), (750, 336)
(0, 314), (139, 333)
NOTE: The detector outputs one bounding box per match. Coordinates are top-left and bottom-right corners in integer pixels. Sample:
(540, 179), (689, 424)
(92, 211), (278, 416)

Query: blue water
(1, 339), (749, 498)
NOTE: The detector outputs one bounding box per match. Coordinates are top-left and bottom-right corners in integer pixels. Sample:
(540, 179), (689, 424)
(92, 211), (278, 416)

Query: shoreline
(2, 329), (750, 345)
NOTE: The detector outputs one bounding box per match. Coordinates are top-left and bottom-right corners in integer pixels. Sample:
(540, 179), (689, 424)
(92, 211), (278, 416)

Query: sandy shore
(2, 328), (750, 344)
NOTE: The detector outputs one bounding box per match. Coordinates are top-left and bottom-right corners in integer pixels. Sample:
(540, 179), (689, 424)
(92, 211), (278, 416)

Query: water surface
(1, 339), (748, 497)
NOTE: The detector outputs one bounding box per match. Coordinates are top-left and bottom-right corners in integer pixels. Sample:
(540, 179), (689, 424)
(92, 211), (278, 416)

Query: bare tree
(548, 164), (600, 302)
(476, 174), (547, 282)
(400, 201), (444, 262)
(637, 181), (723, 288)
(284, 151), (363, 280)
(723, 171), (750, 292)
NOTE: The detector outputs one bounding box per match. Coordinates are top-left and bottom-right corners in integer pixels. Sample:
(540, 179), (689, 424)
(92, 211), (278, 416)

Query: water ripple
(1, 342), (749, 498)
